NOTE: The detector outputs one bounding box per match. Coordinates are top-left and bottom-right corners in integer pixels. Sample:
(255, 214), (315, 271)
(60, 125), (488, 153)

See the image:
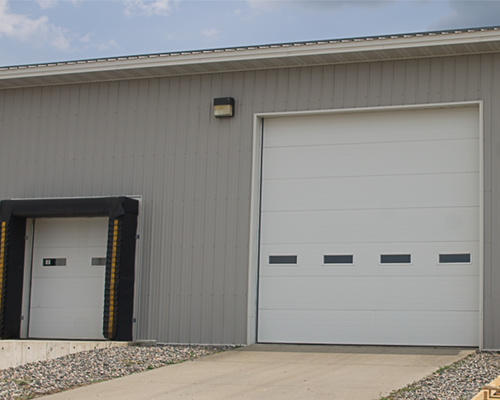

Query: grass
(5, 378), (31, 386)
(435, 365), (451, 374)
(376, 382), (419, 400)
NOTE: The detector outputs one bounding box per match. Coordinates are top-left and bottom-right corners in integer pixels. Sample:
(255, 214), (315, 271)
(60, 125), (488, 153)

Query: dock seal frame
(0, 197), (138, 341)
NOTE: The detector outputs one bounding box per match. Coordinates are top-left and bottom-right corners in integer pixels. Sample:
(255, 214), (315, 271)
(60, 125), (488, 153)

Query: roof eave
(1, 28), (500, 90)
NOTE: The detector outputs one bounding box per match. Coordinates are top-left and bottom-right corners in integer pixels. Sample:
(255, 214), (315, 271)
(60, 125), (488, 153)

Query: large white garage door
(258, 106), (480, 346)
(29, 217), (108, 339)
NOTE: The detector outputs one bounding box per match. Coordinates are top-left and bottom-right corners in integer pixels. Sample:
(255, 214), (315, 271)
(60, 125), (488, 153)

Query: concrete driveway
(43, 344), (474, 400)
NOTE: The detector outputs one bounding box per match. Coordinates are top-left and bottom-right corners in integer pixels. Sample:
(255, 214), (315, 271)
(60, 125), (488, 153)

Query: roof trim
(1, 26), (500, 89)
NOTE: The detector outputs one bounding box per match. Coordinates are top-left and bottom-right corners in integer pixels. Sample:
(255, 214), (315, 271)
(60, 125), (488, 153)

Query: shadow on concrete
(238, 343), (477, 356)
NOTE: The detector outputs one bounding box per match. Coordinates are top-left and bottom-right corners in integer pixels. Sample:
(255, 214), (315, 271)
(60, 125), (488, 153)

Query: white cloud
(0, 0), (71, 50)
(123, 0), (178, 16)
(94, 38), (120, 51)
(49, 26), (72, 51)
(79, 32), (92, 43)
(78, 31), (119, 51)
(0, 0), (120, 55)
(36, 0), (58, 9)
(202, 28), (218, 38)
(35, 0), (82, 9)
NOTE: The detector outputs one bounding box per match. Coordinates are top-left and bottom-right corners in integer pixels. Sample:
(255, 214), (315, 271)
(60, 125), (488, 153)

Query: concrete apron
(42, 344), (474, 400)
(0, 340), (130, 369)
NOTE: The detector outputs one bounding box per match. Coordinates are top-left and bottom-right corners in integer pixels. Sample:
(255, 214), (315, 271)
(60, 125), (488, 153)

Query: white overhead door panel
(262, 173), (479, 211)
(258, 106), (480, 346)
(261, 207), (478, 245)
(263, 107), (480, 148)
(259, 276), (478, 311)
(258, 310), (479, 346)
(262, 139), (478, 180)
(29, 217), (108, 340)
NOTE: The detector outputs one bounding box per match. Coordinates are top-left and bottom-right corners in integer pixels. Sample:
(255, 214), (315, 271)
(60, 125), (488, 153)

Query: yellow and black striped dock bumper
(0, 221), (7, 336)
(104, 218), (122, 340)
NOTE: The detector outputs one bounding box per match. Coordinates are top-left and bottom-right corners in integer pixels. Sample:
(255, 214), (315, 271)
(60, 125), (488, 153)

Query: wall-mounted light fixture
(213, 97), (235, 118)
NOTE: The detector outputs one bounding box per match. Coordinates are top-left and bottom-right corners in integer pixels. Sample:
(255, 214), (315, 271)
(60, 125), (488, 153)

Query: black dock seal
(0, 197), (138, 341)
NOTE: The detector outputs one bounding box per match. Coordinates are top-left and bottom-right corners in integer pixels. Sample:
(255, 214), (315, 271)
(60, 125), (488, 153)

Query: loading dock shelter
(0, 26), (499, 349)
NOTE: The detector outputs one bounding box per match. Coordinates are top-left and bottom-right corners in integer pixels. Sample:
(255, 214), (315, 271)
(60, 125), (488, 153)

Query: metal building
(0, 26), (500, 349)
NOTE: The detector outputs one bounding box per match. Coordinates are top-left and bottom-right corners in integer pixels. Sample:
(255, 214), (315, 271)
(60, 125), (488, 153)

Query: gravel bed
(379, 351), (500, 400)
(0, 344), (233, 400)
(2, 346), (497, 400)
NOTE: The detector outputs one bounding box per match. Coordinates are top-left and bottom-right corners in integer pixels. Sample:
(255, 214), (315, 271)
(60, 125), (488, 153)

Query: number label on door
(42, 258), (67, 267)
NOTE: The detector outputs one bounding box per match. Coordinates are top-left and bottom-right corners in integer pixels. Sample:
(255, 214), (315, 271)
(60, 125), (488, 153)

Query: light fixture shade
(214, 97), (235, 118)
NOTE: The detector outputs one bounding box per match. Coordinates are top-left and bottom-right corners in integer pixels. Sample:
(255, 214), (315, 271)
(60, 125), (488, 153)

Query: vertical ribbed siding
(486, 54), (500, 349)
(0, 53), (499, 347)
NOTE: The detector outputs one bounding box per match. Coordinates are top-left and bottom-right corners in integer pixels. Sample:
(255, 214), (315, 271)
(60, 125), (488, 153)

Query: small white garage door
(29, 217), (108, 340)
(258, 106), (480, 346)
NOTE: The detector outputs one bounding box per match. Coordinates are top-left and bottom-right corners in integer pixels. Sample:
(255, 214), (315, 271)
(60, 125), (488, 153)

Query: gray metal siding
(1, 53), (499, 347)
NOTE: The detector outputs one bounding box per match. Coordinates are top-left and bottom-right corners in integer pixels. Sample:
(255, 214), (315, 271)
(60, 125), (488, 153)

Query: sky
(0, 0), (500, 67)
